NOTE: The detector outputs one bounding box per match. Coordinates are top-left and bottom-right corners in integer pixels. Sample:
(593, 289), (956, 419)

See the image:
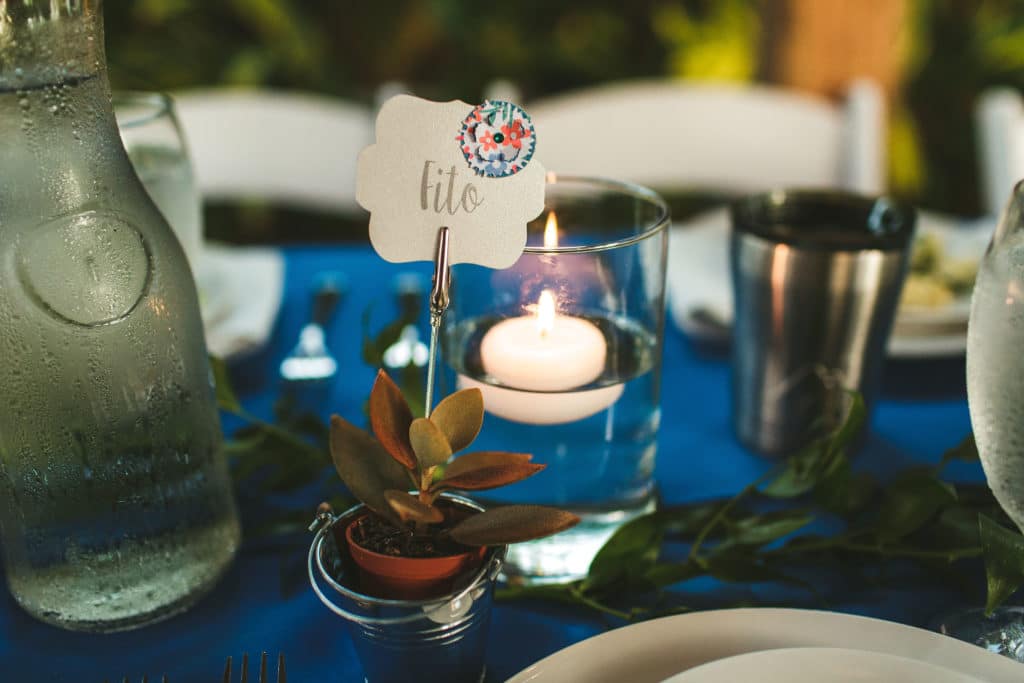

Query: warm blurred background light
(104, 0), (1024, 240)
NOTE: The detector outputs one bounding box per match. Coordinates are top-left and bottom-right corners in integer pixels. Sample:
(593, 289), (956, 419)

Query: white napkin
(196, 243), (285, 359)
(666, 207), (732, 338)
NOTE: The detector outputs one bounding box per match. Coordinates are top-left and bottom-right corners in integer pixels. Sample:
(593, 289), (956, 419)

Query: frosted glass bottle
(0, 1), (240, 631)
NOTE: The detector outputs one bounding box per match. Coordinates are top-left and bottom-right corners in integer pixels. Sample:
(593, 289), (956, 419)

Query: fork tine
(258, 652), (267, 683)
(240, 653), (249, 683)
(277, 653), (287, 683)
(223, 656), (232, 683)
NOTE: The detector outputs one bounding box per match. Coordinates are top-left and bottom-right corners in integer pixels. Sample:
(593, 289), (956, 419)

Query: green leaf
(704, 546), (809, 589)
(939, 434), (979, 469)
(762, 393), (865, 500)
(761, 441), (828, 499)
(210, 355), (241, 413)
(642, 560), (703, 588)
(584, 513), (664, 591)
(826, 391), (866, 456)
(813, 454), (876, 518)
(728, 510), (814, 546)
(409, 417), (452, 469)
(979, 514), (1024, 614)
(368, 369), (418, 470)
(876, 473), (957, 542)
(361, 306), (414, 367)
(660, 502), (726, 539)
(449, 505), (580, 546)
(430, 388), (484, 453)
(329, 414), (409, 525)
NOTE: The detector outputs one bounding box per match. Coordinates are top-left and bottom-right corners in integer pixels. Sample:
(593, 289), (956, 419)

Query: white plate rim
(661, 646), (985, 683)
(506, 608), (1024, 683)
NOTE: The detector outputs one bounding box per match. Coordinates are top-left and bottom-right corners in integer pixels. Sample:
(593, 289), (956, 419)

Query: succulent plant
(330, 369), (580, 547)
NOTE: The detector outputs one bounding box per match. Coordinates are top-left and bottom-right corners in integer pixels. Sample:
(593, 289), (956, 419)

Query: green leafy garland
(500, 396), (1024, 620)
(215, 339), (1024, 616)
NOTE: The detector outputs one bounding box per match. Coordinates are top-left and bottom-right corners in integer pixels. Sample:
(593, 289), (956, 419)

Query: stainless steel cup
(730, 190), (915, 456)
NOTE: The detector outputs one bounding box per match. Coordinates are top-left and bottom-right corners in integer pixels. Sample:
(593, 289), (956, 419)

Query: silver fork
(382, 273), (429, 370)
(279, 274), (346, 382)
(223, 652), (287, 683)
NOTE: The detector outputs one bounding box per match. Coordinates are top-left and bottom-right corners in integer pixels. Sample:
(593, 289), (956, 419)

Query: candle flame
(544, 211), (559, 249)
(537, 289), (556, 337)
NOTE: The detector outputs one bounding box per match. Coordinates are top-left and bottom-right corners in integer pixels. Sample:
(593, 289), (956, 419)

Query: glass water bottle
(0, 0), (240, 632)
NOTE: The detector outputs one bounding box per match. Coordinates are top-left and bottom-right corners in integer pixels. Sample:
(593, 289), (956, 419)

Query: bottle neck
(0, 1), (134, 222)
(0, 1), (107, 88)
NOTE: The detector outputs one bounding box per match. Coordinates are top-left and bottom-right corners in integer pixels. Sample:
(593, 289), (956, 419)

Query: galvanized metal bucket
(308, 495), (506, 683)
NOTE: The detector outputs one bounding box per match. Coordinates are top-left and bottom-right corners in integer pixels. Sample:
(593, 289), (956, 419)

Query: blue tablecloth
(0, 245), (980, 682)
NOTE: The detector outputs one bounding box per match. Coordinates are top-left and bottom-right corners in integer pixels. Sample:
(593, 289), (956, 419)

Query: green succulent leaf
(430, 388), (484, 453)
(979, 513), (1024, 614)
(409, 417), (452, 469)
(432, 451), (543, 492)
(450, 505), (580, 546)
(383, 489), (444, 524)
(369, 369), (417, 470)
(329, 414), (408, 525)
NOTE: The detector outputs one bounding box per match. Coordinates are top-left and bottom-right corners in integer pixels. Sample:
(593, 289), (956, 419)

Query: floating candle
(470, 286), (624, 424)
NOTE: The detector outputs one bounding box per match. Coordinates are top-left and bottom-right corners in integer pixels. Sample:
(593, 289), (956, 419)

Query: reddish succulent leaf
(329, 414), (409, 525)
(432, 451), (543, 492)
(383, 489), (444, 524)
(430, 388), (484, 453)
(369, 369), (417, 470)
(409, 417), (452, 469)
(450, 505), (580, 546)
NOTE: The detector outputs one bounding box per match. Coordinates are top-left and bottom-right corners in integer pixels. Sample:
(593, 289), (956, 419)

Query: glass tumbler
(443, 175), (669, 582)
(114, 91), (203, 273)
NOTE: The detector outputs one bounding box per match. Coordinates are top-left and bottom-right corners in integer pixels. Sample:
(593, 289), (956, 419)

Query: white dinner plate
(506, 608), (1024, 683)
(662, 647), (984, 683)
(667, 208), (994, 359)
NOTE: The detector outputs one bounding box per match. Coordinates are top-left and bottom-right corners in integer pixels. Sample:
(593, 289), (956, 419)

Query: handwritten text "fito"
(420, 160), (484, 215)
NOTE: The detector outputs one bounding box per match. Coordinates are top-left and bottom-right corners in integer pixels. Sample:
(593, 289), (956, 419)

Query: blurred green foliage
(104, 0), (1024, 229)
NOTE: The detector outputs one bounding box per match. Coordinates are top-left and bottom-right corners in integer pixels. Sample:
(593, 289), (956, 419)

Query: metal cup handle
(307, 515), (505, 627)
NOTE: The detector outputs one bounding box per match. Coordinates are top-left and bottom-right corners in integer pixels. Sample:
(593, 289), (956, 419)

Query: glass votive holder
(443, 175), (670, 582)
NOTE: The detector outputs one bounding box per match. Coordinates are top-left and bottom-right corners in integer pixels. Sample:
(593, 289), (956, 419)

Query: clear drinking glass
(443, 175), (669, 582)
(114, 91), (203, 273)
(943, 180), (1024, 659)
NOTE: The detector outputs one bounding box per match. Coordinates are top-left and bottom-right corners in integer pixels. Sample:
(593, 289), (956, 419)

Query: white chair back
(526, 79), (885, 195)
(976, 87), (1024, 215)
(173, 89), (373, 214)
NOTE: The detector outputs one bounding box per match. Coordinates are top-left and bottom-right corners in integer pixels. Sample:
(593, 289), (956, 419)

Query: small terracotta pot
(344, 516), (487, 600)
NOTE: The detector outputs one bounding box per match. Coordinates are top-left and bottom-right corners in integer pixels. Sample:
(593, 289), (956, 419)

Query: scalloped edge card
(357, 95), (546, 269)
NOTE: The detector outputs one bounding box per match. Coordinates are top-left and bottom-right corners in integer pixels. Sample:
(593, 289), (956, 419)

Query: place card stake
(356, 94), (547, 414)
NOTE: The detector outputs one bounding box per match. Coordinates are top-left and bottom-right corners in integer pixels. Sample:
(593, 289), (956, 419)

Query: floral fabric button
(457, 100), (537, 178)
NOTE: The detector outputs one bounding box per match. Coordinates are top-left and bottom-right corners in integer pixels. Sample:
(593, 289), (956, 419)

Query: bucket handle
(307, 518), (504, 626)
